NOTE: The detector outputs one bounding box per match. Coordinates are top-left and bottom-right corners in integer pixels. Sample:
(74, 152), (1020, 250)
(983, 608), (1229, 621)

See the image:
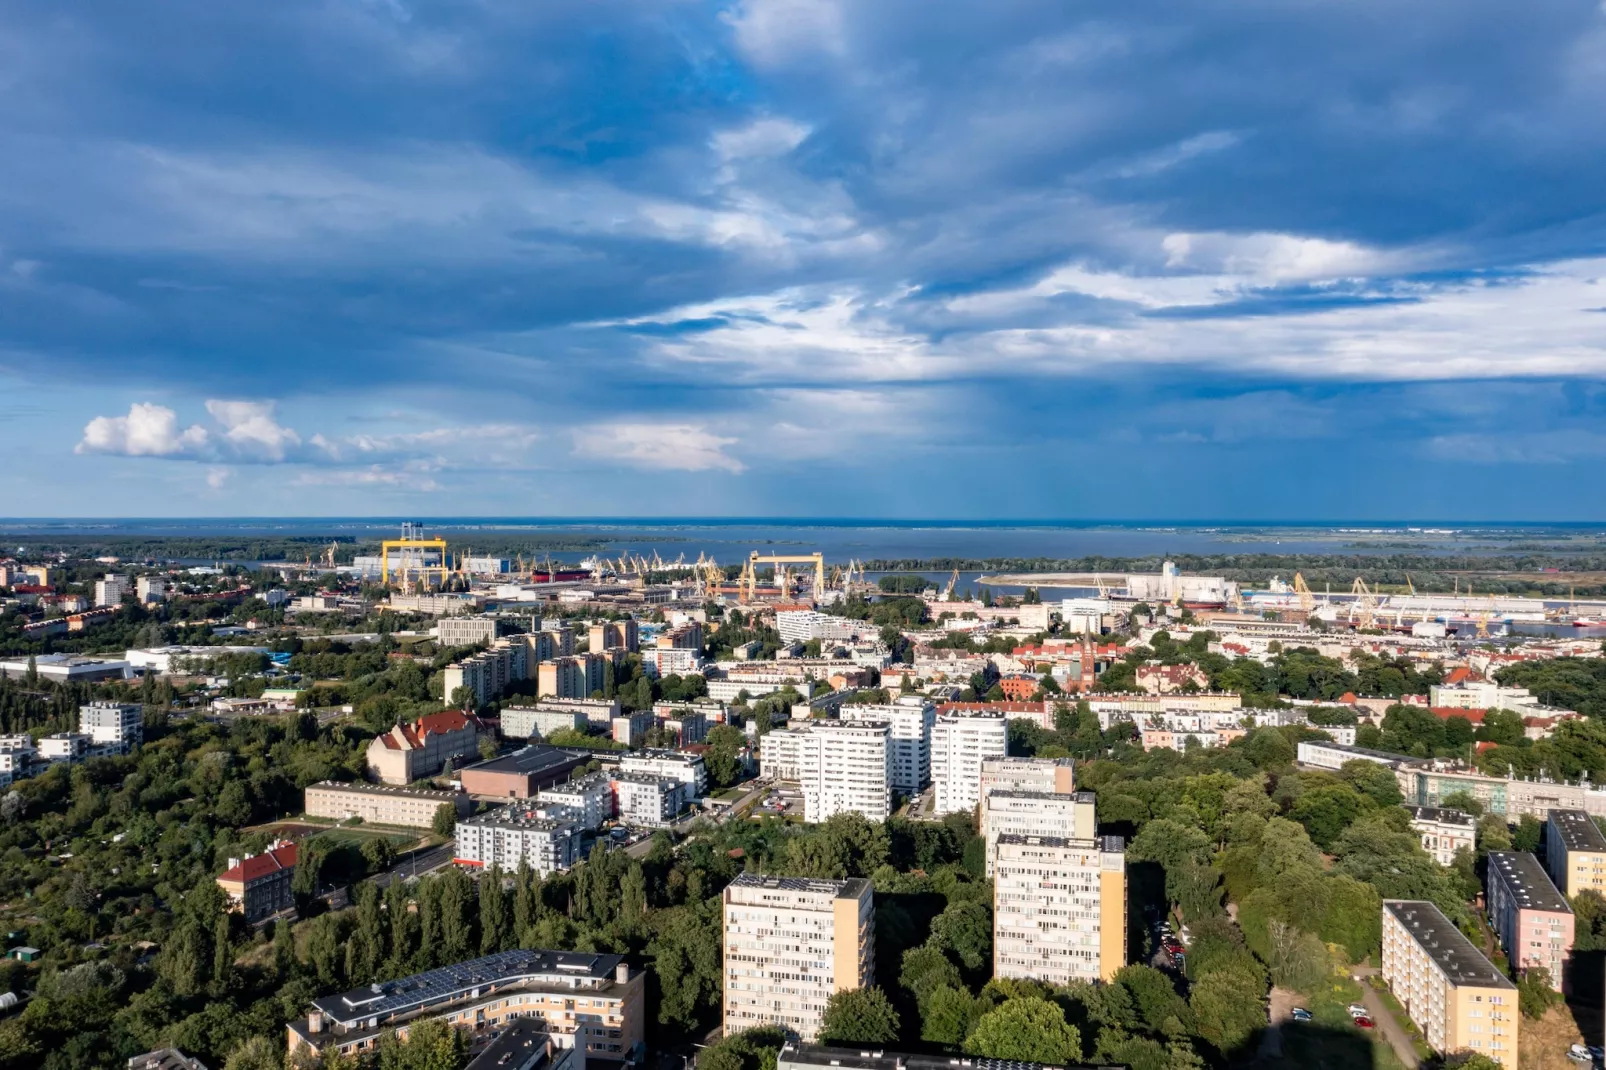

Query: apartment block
(931, 708), (1008, 816)
(501, 705), (587, 741)
(760, 725), (814, 781)
(1381, 900), (1518, 1068)
(798, 721), (892, 824)
(217, 840), (297, 922)
(993, 834), (1126, 984)
(981, 790), (1097, 877)
(538, 655), (605, 701)
(453, 803), (583, 876)
(1546, 809), (1606, 898)
(838, 699), (934, 795)
(80, 701), (143, 751)
(979, 755), (1075, 797)
(660, 710), (708, 746)
(436, 616), (510, 648)
(612, 711), (653, 747)
(722, 875), (874, 1042)
(135, 576), (168, 603)
(588, 620), (640, 653)
(1406, 805), (1477, 867)
(611, 774), (685, 827)
(619, 750), (708, 798)
(776, 1043), (1102, 1070)
(443, 640), (529, 707)
(303, 781), (471, 829)
(1486, 851), (1573, 991)
(286, 949), (644, 1062)
(536, 771), (615, 830)
(94, 574), (129, 607)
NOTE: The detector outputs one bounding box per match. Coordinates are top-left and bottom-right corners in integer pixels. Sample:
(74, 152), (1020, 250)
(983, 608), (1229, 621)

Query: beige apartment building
(303, 781), (471, 829)
(723, 874), (874, 1042)
(1546, 808), (1606, 898)
(978, 755), (1076, 797)
(1381, 900), (1518, 1068)
(993, 834), (1126, 984)
(981, 790), (1097, 877)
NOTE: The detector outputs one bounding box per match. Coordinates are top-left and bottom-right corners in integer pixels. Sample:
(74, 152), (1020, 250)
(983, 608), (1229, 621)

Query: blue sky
(3, 0), (1606, 519)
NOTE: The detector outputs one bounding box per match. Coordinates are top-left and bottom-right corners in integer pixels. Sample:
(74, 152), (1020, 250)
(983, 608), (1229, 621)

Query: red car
(1354, 1017), (1375, 1029)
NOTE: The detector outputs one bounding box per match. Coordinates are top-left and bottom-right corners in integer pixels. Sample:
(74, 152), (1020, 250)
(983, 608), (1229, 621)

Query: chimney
(227, 857), (240, 871)
(308, 1010), (324, 1034)
(616, 962), (630, 983)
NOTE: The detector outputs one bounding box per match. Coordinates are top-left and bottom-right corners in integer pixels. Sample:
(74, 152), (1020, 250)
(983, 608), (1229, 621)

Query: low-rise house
(217, 840), (297, 922)
(1405, 805), (1476, 866)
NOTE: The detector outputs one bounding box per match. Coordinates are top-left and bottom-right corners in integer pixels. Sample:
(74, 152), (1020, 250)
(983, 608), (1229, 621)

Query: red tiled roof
(219, 842), (296, 884)
(1430, 706), (1485, 723)
(381, 709), (483, 750)
(1445, 667), (1483, 685)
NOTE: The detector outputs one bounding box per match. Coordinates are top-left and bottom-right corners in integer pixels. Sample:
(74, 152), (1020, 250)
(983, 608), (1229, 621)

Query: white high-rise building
(723, 874), (874, 1042)
(536, 771), (615, 831)
(94, 575), (129, 607)
(452, 803), (582, 876)
(981, 790), (1098, 877)
(931, 709), (1008, 815)
(799, 721), (892, 824)
(760, 725), (815, 781)
(993, 833), (1127, 985)
(79, 702), (143, 752)
(619, 750), (708, 799)
(135, 576), (168, 603)
(838, 698), (934, 795)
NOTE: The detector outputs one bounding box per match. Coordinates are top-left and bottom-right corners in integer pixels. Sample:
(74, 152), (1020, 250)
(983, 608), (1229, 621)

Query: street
(370, 839), (456, 887)
(1353, 967), (1420, 1069)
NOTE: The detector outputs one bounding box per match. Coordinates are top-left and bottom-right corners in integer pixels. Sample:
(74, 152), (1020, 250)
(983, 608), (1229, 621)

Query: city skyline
(3, 2), (1606, 518)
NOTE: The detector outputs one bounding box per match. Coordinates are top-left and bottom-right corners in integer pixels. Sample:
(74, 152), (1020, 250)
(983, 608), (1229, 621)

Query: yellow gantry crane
(1292, 572), (1315, 616)
(381, 522), (449, 587)
(740, 551), (826, 603)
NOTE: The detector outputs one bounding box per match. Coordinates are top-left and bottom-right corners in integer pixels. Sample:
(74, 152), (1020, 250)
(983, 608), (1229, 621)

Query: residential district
(7, 531), (1606, 1070)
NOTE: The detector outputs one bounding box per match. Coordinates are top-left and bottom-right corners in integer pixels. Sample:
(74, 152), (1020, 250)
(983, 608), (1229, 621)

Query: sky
(3, 1), (1606, 520)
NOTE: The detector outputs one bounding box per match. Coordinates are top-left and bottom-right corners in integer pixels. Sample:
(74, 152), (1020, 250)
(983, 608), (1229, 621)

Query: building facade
(501, 706), (587, 741)
(838, 699), (934, 795)
(797, 721), (892, 824)
(80, 701), (143, 751)
(993, 834), (1126, 985)
(304, 781), (471, 828)
(722, 875), (874, 1042)
(217, 840), (297, 922)
(286, 950), (644, 1063)
(930, 709), (1008, 816)
(618, 750), (708, 799)
(611, 774), (684, 828)
(978, 755), (1076, 797)
(366, 710), (487, 785)
(981, 790), (1098, 877)
(1405, 806), (1477, 866)
(1381, 900), (1518, 1068)
(1485, 851), (1573, 992)
(536, 771), (615, 830)
(1545, 809), (1606, 898)
(453, 803), (583, 875)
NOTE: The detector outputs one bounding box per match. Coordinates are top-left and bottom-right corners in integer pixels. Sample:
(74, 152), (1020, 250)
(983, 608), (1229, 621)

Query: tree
(963, 997), (1082, 1064)
(225, 1036), (284, 1070)
(433, 803), (457, 837)
(1513, 814), (1542, 852)
(819, 986), (901, 1045)
(1516, 968), (1563, 1019)
(929, 900), (992, 972)
(1187, 964), (1266, 1055)
(1290, 783), (1368, 850)
(704, 724), (747, 788)
(921, 985), (978, 1047)
(1338, 759), (1403, 807)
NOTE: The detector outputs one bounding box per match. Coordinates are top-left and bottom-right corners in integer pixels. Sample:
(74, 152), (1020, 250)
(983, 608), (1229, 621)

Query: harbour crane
(1292, 573), (1315, 616)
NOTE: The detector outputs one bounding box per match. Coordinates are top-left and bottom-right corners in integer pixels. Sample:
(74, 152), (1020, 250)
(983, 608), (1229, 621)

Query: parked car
(1354, 1017), (1375, 1030)
(1290, 1008), (1313, 1022)
(1567, 1044), (1591, 1063)
(1346, 1005), (1368, 1018)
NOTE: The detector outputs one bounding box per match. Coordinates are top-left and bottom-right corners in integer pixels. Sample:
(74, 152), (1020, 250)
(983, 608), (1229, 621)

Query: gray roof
(465, 745), (587, 778)
(310, 948), (627, 1025)
(986, 790), (1096, 804)
(777, 1041), (1120, 1070)
(1403, 805), (1475, 828)
(1487, 851), (1571, 914)
(727, 873), (872, 900)
(1383, 900), (1515, 988)
(465, 1020), (558, 1070)
(1548, 809), (1606, 853)
(996, 833), (1125, 853)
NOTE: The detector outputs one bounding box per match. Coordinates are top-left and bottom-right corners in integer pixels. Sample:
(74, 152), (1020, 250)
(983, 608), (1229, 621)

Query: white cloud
(1423, 430), (1606, 464)
(572, 423), (745, 473)
(206, 466), (231, 490)
(722, 0), (844, 67)
(1160, 231), (1397, 283)
(205, 400), (302, 461)
(713, 118), (811, 164)
(76, 402), (210, 457)
(294, 465), (442, 490)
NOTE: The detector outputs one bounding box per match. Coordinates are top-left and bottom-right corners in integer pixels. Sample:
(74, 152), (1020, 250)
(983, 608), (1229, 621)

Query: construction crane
(1094, 573), (1111, 598)
(741, 551), (826, 603)
(322, 541), (339, 569)
(1292, 573), (1315, 616)
(1350, 577), (1376, 629)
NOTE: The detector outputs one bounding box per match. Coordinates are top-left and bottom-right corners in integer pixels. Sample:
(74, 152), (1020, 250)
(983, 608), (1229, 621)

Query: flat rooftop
(996, 832), (1125, 853)
(307, 779), (464, 800)
(460, 803), (576, 831)
(465, 1020), (560, 1070)
(986, 790), (1095, 804)
(1384, 900), (1515, 988)
(311, 948), (627, 1025)
(1403, 805), (1475, 827)
(727, 873), (872, 900)
(463, 745), (587, 778)
(778, 1041), (1120, 1070)
(1549, 809), (1606, 853)
(1488, 851), (1571, 914)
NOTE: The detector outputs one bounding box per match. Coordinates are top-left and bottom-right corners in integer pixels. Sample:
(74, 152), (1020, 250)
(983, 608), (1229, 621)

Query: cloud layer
(6, 0), (1606, 516)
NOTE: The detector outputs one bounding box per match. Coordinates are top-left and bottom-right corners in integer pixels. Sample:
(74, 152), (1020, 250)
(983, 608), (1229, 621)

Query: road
(1353, 967), (1421, 1069)
(623, 780), (773, 858)
(371, 839), (456, 887)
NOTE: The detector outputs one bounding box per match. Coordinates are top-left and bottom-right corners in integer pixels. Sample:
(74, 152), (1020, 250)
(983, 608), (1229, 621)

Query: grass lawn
(310, 826), (417, 850)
